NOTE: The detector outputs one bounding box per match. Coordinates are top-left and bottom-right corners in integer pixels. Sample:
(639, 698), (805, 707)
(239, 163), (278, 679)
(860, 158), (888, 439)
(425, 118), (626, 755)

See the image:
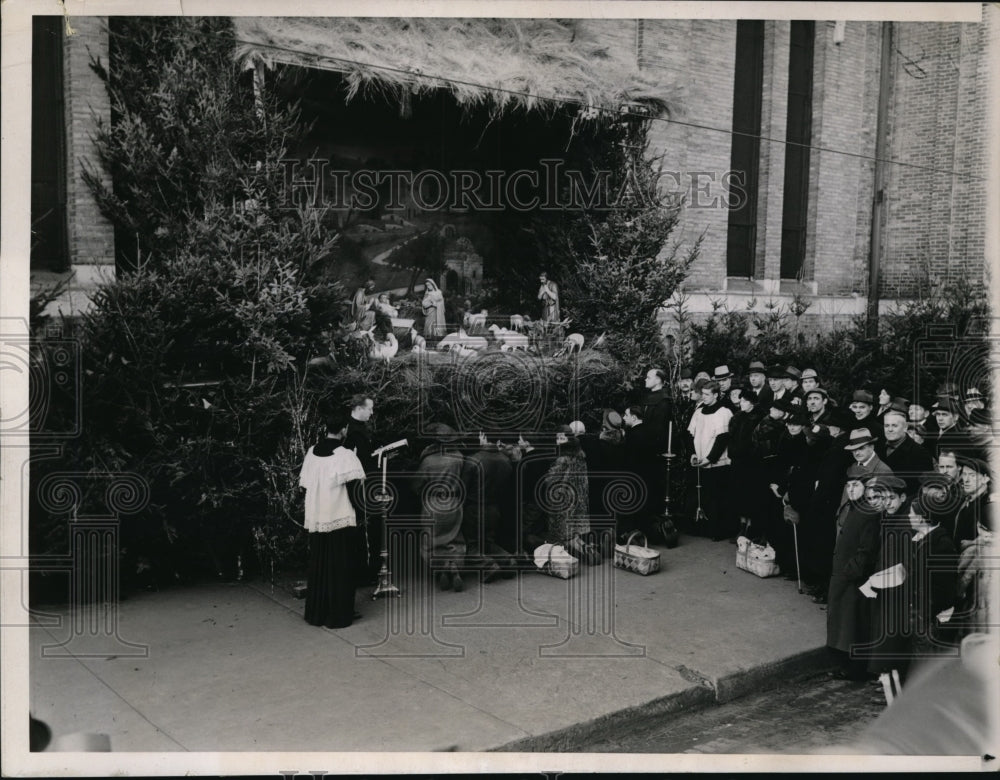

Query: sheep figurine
(509, 314), (531, 333)
(409, 328), (427, 353)
(564, 333), (585, 353)
(464, 309), (488, 335)
(438, 328), (488, 353)
(489, 324), (531, 352)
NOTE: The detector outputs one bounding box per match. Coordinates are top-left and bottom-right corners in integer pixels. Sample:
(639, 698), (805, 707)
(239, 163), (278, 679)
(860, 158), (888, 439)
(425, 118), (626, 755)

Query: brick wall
(756, 20), (790, 286)
(639, 19), (735, 289)
(63, 17), (114, 270)
(880, 8), (990, 297)
(809, 21), (881, 294)
(584, 12), (991, 302)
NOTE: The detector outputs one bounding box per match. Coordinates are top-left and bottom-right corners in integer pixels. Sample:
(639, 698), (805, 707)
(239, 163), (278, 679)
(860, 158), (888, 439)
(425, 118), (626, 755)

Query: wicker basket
(533, 543), (579, 580)
(613, 531), (661, 576)
(736, 535), (781, 578)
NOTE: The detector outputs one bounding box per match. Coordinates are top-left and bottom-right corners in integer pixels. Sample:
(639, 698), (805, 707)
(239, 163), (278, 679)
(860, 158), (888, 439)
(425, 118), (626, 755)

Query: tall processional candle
(667, 421), (673, 455)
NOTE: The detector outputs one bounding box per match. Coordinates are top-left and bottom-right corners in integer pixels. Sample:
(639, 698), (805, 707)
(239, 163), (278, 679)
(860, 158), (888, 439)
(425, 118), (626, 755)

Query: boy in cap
(930, 397), (968, 457)
(955, 455), (992, 548)
(907, 401), (932, 445)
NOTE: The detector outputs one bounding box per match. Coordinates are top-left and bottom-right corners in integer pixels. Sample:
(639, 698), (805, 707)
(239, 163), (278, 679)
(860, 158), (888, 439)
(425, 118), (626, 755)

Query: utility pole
(867, 21), (893, 338)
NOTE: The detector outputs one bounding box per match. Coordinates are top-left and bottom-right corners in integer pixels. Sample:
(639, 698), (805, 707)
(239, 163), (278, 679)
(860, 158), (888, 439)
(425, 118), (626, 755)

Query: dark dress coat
(622, 422), (665, 525)
(953, 490), (989, 547)
(461, 447), (514, 559)
(866, 522), (959, 675)
(827, 503), (882, 653)
(880, 436), (934, 495)
(640, 388), (674, 445)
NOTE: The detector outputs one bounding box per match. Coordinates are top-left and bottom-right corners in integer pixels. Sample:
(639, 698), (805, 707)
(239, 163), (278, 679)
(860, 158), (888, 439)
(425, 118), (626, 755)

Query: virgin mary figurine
(422, 279), (446, 338)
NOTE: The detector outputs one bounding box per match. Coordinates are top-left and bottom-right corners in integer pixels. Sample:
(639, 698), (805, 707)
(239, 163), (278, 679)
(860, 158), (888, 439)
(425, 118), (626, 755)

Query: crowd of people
(297, 364), (994, 693)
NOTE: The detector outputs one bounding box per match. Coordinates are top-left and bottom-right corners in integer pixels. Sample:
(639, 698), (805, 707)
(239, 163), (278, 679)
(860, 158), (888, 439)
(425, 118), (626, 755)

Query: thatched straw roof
(232, 17), (678, 120)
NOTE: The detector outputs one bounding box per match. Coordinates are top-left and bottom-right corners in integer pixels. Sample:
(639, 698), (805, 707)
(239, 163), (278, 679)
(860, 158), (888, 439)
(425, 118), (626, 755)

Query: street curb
(715, 646), (833, 703)
(491, 645), (833, 752)
(490, 683), (715, 753)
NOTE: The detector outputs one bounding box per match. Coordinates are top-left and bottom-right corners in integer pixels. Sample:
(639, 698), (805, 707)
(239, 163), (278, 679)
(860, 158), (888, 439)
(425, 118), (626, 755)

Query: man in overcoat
(826, 475), (890, 681)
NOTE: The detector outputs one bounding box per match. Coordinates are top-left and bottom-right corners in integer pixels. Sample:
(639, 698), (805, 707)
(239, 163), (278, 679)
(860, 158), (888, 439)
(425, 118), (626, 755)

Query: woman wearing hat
(727, 388), (764, 539)
(413, 423), (468, 591)
(541, 426), (596, 563)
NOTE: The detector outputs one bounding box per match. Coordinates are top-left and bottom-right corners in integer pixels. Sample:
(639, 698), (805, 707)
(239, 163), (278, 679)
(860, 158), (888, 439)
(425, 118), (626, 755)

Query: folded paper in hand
(859, 562), (906, 597)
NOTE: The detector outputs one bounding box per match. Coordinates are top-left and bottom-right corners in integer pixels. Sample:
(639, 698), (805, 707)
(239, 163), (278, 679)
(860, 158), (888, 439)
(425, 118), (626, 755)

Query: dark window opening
(31, 16), (69, 272)
(726, 20), (765, 279)
(779, 20), (815, 280)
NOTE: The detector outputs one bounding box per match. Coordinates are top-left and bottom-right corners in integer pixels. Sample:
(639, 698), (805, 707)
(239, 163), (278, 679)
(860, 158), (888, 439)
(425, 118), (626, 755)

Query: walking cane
(792, 519), (803, 594)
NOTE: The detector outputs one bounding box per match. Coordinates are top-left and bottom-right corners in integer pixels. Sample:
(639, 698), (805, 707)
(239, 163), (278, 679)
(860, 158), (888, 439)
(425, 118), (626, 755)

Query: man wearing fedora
(783, 366), (805, 403)
(712, 365), (736, 410)
(836, 428), (892, 533)
(766, 364), (790, 405)
(800, 368), (820, 395)
(962, 387), (985, 420)
(747, 360), (771, 410)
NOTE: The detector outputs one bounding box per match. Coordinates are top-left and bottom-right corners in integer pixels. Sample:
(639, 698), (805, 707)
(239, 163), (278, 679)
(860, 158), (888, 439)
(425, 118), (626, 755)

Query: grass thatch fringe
(233, 17), (679, 120)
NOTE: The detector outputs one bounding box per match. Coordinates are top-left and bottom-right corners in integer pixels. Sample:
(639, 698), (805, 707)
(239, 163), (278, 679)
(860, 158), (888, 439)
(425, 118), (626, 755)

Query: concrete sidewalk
(29, 537), (830, 753)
